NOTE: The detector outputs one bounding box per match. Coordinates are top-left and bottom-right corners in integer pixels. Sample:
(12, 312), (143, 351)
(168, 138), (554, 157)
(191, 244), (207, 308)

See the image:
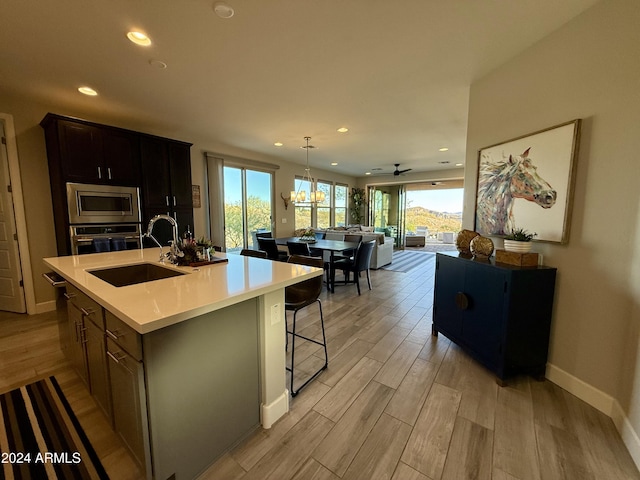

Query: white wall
(463, 0), (640, 462)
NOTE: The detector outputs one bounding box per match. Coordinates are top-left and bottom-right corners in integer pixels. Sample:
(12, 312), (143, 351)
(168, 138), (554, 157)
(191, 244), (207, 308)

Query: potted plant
(350, 188), (366, 224)
(503, 228), (537, 253)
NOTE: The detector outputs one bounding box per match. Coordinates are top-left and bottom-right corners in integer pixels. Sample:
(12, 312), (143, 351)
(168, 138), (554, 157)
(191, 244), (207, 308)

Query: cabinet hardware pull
(107, 167), (112, 179)
(106, 329), (122, 340)
(173, 195), (176, 206)
(455, 292), (469, 310)
(107, 350), (126, 363)
(165, 196), (170, 206)
(63, 292), (76, 300)
(80, 307), (94, 316)
(97, 166), (102, 179)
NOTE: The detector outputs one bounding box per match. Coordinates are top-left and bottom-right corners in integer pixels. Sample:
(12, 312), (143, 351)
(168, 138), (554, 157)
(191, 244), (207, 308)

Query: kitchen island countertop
(44, 248), (322, 334)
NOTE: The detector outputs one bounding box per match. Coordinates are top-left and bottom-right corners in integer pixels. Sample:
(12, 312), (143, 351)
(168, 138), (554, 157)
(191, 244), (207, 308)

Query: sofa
(316, 227), (394, 269)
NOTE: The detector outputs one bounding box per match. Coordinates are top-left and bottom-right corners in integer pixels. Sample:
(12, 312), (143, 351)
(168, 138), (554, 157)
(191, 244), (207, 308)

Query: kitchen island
(44, 248), (323, 480)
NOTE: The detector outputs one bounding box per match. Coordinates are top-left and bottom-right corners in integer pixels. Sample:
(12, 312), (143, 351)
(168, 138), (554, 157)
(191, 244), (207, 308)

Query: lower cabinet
(105, 311), (150, 473)
(107, 338), (149, 469)
(64, 284), (110, 419)
(433, 252), (557, 382)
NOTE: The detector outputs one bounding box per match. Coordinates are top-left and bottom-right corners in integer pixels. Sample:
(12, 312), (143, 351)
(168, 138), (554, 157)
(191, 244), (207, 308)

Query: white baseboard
(260, 390), (289, 429)
(35, 300), (57, 314)
(547, 363), (640, 471)
(611, 400), (640, 471)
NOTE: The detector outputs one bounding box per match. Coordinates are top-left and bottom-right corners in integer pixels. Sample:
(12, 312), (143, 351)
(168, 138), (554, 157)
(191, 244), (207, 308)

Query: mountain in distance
(405, 206), (462, 234)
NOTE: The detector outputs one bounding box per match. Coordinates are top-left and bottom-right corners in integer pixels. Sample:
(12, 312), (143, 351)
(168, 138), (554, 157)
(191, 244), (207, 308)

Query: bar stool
(285, 255), (328, 397)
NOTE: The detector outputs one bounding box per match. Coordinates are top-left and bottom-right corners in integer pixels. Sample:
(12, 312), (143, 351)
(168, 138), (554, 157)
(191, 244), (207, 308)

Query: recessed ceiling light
(127, 31), (151, 46)
(439, 147), (449, 152)
(455, 163), (463, 167)
(149, 59), (167, 69)
(365, 172), (371, 175)
(331, 162), (338, 166)
(78, 86), (98, 96)
(274, 142), (283, 147)
(337, 127), (349, 133)
(213, 2), (234, 18)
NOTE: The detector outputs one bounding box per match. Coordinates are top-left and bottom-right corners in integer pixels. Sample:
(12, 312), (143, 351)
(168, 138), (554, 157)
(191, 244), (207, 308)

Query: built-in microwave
(66, 183), (141, 224)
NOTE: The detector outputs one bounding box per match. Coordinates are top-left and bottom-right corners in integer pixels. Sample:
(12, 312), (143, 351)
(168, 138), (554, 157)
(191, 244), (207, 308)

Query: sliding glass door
(223, 166), (274, 252)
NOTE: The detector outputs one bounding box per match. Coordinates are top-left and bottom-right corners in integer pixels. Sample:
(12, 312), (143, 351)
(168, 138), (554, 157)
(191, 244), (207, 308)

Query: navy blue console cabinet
(432, 252), (557, 383)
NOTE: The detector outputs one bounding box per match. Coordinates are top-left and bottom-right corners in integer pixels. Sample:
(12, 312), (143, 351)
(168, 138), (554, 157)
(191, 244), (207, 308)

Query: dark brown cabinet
(140, 136), (193, 244)
(42, 114), (141, 186)
(40, 113), (193, 255)
(432, 252), (557, 382)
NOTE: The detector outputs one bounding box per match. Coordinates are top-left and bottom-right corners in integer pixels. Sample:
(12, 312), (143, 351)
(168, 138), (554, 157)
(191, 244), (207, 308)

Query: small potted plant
(503, 228), (537, 253)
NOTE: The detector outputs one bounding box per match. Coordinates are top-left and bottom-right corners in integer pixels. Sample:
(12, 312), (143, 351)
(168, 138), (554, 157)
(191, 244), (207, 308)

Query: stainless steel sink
(88, 263), (186, 287)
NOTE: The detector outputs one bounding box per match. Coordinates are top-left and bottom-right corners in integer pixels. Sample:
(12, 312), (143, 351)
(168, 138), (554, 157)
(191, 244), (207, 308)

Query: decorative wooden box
(495, 249), (539, 267)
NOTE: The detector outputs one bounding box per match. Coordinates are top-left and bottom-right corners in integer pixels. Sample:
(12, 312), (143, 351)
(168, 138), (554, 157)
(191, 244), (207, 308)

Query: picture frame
(474, 119), (581, 244)
(192, 185), (201, 208)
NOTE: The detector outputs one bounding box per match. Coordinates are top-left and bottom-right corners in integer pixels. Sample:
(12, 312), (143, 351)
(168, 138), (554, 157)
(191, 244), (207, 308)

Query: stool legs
(285, 299), (328, 397)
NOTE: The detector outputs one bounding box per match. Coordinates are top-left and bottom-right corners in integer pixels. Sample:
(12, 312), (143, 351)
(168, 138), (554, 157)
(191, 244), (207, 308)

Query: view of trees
(224, 196), (272, 249)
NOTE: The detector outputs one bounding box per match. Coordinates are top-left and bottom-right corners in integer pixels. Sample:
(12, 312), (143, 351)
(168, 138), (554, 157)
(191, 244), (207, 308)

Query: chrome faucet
(144, 214), (182, 263)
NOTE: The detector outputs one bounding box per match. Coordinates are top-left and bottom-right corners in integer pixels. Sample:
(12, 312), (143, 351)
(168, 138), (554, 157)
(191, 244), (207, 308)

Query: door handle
(97, 166), (102, 179)
(166, 196), (170, 206)
(455, 292), (469, 310)
(107, 167), (112, 179)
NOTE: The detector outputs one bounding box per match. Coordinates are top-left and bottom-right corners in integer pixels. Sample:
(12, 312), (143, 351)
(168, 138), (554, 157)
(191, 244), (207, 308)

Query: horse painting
(476, 147), (557, 235)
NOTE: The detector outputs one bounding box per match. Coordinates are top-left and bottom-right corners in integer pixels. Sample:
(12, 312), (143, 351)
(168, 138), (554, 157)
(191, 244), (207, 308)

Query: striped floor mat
(382, 250), (435, 272)
(0, 376), (109, 479)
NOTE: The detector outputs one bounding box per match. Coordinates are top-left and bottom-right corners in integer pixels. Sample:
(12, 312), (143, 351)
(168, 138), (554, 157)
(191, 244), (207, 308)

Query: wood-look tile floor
(1, 253), (638, 480)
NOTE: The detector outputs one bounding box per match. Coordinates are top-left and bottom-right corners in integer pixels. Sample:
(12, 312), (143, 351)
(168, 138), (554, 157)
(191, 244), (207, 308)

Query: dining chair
(331, 240), (375, 295)
(257, 237), (288, 261)
(240, 248), (268, 259)
(285, 255), (328, 397)
(287, 241), (311, 256)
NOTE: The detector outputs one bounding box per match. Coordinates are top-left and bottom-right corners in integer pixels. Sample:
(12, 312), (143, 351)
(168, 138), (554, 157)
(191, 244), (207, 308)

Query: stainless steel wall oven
(66, 183), (142, 254)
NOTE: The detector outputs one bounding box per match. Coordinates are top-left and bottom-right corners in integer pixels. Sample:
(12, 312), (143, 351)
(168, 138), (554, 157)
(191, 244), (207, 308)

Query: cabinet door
(462, 266), (506, 368)
(140, 137), (172, 208)
(433, 254), (465, 337)
(66, 302), (89, 386)
(58, 120), (103, 182)
(102, 129), (140, 185)
(107, 338), (148, 469)
(168, 143), (193, 208)
(85, 317), (111, 420)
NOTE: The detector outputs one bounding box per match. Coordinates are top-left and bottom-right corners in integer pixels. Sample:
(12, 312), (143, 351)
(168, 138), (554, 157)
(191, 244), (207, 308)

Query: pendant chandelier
(291, 136), (326, 205)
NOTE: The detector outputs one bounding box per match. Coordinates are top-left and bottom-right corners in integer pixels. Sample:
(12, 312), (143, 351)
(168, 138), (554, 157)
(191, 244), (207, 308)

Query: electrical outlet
(270, 303), (281, 325)
(282, 218), (287, 223)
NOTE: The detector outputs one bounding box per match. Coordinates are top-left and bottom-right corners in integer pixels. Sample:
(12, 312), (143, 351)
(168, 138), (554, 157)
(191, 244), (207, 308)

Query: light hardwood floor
(2, 254), (638, 480)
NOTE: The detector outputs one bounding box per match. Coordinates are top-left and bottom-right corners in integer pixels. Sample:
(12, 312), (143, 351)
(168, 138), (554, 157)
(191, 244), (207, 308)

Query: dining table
(276, 237), (360, 293)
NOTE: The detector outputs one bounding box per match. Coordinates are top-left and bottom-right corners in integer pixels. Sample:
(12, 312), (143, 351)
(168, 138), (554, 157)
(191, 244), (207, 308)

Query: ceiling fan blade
(398, 168), (412, 174)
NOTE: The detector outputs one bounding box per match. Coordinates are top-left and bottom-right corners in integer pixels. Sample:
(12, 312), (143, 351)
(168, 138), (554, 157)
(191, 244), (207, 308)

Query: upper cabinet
(140, 136), (194, 242)
(41, 113), (141, 186)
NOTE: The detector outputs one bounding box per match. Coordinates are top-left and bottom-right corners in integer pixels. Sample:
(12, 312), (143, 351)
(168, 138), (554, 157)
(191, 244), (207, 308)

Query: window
(223, 166), (274, 252)
(294, 179), (349, 230)
(316, 181), (332, 229)
(335, 184), (348, 226)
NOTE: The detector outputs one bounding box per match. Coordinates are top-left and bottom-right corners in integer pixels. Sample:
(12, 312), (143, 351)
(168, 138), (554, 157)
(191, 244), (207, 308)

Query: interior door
(0, 123), (25, 312)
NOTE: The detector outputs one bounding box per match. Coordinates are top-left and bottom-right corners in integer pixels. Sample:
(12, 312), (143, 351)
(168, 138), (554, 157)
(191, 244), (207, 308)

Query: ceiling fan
(371, 164), (413, 176)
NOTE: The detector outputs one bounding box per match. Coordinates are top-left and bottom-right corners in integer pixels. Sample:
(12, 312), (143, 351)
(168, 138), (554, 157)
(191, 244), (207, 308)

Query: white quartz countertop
(43, 249), (323, 334)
